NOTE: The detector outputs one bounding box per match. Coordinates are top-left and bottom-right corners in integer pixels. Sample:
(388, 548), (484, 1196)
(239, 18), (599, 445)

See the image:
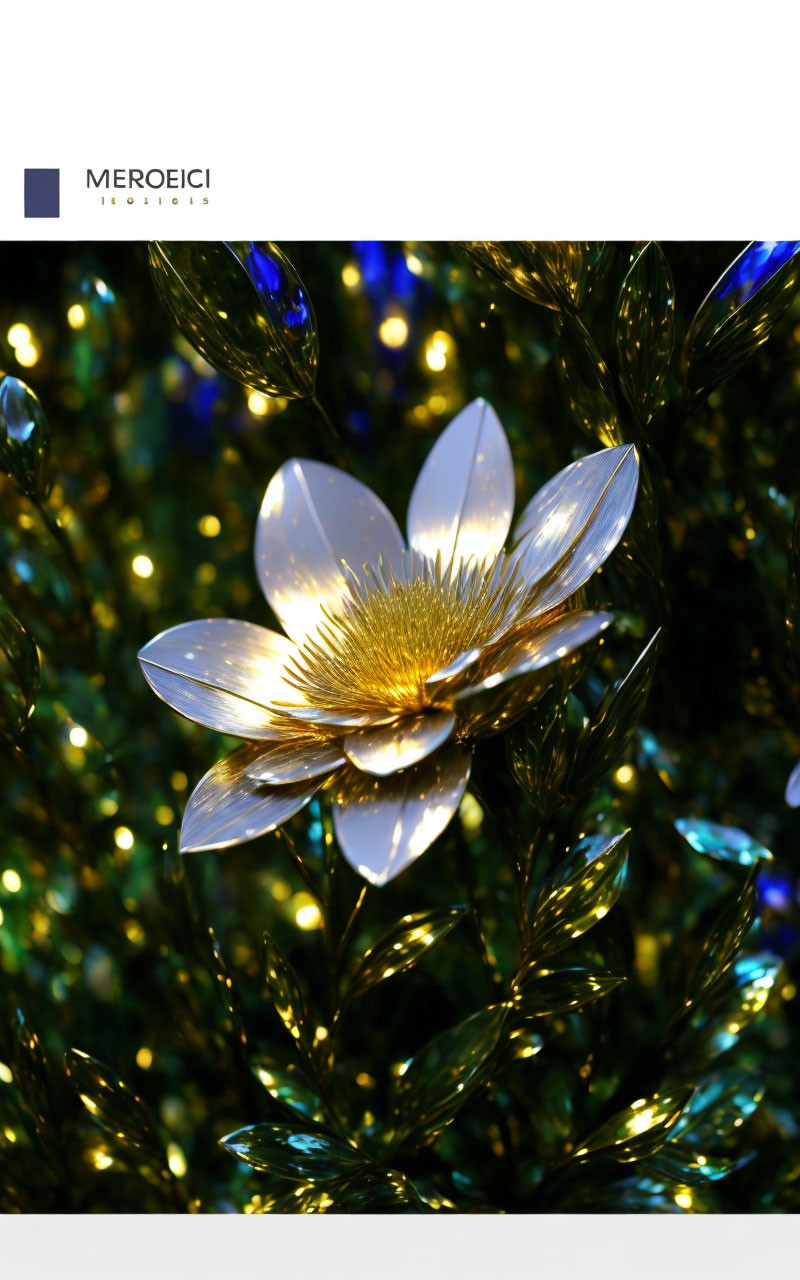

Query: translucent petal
(674, 817), (773, 867)
(333, 746), (471, 885)
(785, 756), (800, 807)
(280, 704), (396, 730)
(425, 647), (484, 695)
(254, 458), (405, 642)
(138, 618), (299, 739)
(180, 746), (322, 852)
(455, 610), (612, 700)
(407, 399), (514, 566)
(245, 739), (345, 784)
(513, 444), (638, 613)
(344, 710), (456, 777)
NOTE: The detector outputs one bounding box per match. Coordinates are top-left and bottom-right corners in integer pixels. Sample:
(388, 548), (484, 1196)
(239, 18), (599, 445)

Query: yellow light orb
(379, 313), (409, 349)
(293, 895), (322, 930)
(132, 554), (154, 579)
(7, 323), (32, 348)
(136, 1047), (153, 1070)
(15, 342), (39, 368)
(167, 1142), (187, 1178)
(2, 870), (22, 893)
(405, 253), (423, 276)
(69, 725), (89, 749)
(197, 514), (221, 538)
(114, 826), (134, 852)
(67, 304), (87, 329)
(341, 262), (361, 288)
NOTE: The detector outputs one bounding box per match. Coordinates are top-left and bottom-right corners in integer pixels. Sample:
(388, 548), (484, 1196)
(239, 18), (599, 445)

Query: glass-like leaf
(682, 952), (780, 1062)
(345, 907), (466, 1001)
(0, 374), (50, 498)
(555, 313), (623, 447)
(252, 1060), (324, 1122)
(513, 967), (626, 1017)
(569, 632), (660, 797)
(457, 241), (607, 311)
(674, 817), (772, 867)
(507, 690), (570, 817)
(9, 1009), (53, 1151)
(149, 241), (318, 398)
(642, 1142), (742, 1185)
(615, 241), (675, 424)
(221, 1123), (369, 1182)
(264, 930), (310, 1054)
(0, 594), (41, 745)
(392, 1005), (508, 1149)
(671, 1069), (766, 1146)
(690, 872), (759, 1005)
(572, 1088), (694, 1163)
(684, 241), (800, 401)
(525, 831), (629, 962)
(65, 1049), (163, 1160)
(209, 928), (247, 1050)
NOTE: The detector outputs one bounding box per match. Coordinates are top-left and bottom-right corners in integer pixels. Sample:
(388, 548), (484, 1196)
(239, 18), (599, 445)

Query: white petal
(513, 444), (638, 613)
(425, 647), (484, 694)
(455, 610), (613, 700)
(407, 399), (514, 566)
(254, 458), (405, 642)
(333, 747), (471, 885)
(786, 757), (800, 807)
(246, 739), (345, 784)
(138, 618), (298, 739)
(180, 746), (322, 852)
(344, 710), (456, 777)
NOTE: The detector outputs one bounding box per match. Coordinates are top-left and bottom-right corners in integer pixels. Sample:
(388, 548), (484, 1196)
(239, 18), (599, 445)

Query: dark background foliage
(1, 240), (799, 1213)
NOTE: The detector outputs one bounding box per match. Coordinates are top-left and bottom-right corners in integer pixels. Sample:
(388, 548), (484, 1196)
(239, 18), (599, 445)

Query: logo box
(24, 169), (60, 218)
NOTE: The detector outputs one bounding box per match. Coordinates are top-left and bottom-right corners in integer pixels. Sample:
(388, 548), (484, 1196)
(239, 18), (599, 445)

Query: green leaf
(0, 374), (50, 498)
(525, 831), (629, 962)
(456, 241), (607, 311)
(674, 817), (772, 867)
(149, 241), (318, 398)
(9, 1009), (53, 1151)
(690, 872), (759, 1006)
(507, 690), (570, 817)
(345, 908), (466, 1001)
(392, 1005), (508, 1150)
(555, 312), (624, 447)
(252, 1060), (324, 1123)
(670, 1069), (766, 1146)
(615, 241), (676, 425)
(681, 952), (780, 1064)
(221, 1123), (369, 1182)
(264, 930), (311, 1054)
(513, 967), (626, 1017)
(569, 632), (660, 796)
(0, 594), (41, 746)
(642, 1142), (742, 1185)
(65, 1049), (163, 1160)
(209, 927), (247, 1050)
(683, 241), (800, 402)
(572, 1087), (694, 1163)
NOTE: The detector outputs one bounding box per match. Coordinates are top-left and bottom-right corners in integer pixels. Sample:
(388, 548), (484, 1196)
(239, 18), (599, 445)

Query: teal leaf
(674, 817), (772, 867)
(221, 1123), (369, 1182)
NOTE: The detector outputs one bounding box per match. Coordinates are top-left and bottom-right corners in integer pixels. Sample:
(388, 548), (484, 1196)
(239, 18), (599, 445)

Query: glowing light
(674, 1190), (693, 1210)
(155, 805), (174, 826)
(341, 262), (361, 288)
(614, 764), (635, 787)
(67, 304), (87, 329)
(248, 390), (269, 416)
(99, 796), (118, 817)
(0, 908), (5, 926)
(459, 792), (484, 835)
(379, 313), (409, 348)
(406, 253), (423, 275)
(2, 870), (22, 893)
(167, 1142), (188, 1177)
(114, 826), (134, 851)
(0, 1062), (12, 1084)
(7, 323), (32, 348)
(294, 897), (322, 930)
(170, 771), (188, 791)
(92, 1150), (113, 1170)
(425, 331), (453, 372)
(136, 1047), (153, 1070)
(197, 514), (221, 538)
(132, 554), (154, 579)
(69, 725), (89, 748)
(15, 342), (39, 368)
(314, 1025), (329, 1042)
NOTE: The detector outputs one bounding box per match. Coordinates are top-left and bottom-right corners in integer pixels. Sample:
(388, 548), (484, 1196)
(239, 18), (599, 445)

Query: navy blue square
(24, 169), (60, 218)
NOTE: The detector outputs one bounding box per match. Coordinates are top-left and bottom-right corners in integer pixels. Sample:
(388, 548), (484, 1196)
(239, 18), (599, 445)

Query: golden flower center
(284, 554), (526, 717)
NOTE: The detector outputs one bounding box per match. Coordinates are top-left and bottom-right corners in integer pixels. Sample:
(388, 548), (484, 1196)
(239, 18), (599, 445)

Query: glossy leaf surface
(674, 817), (772, 867)
(0, 595), (41, 744)
(221, 1123), (369, 1182)
(573, 1088), (694, 1163)
(513, 967), (626, 1017)
(569, 632), (660, 796)
(526, 831), (629, 961)
(0, 374), (50, 497)
(149, 240), (318, 397)
(615, 241), (675, 423)
(345, 907), (466, 1000)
